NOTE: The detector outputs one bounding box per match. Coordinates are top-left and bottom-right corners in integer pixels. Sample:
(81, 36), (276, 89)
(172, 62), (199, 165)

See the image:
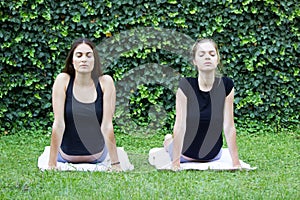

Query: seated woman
(48, 38), (121, 171)
(164, 38), (242, 171)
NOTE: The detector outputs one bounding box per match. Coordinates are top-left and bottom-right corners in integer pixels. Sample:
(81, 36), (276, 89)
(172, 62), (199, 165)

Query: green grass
(0, 126), (299, 200)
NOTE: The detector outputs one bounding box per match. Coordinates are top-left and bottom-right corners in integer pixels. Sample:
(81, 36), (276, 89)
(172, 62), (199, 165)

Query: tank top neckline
(69, 76), (101, 105)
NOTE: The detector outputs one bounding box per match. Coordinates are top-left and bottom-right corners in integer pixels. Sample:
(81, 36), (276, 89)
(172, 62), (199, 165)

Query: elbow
(52, 121), (65, 135)
(224, 126), (236, 137)
(173, 124), (185, 138)
(101, 124), (114, 137)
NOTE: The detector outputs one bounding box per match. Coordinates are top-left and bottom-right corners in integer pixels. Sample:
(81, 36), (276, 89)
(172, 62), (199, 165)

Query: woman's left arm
(223, 88), (241, 168)
(100, 75), (121, 171)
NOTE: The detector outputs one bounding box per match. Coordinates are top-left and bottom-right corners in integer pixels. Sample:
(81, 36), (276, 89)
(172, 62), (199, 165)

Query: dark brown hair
(62, 38), (102, 80)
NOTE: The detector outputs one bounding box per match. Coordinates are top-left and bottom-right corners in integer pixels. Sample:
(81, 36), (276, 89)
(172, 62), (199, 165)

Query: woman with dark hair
(163, 38), (241, 171)
(48, 38), (121, 171)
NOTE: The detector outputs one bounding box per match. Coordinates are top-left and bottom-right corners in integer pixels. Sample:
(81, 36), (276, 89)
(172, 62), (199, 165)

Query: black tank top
(179, 77), (234, 160)
(61, 76), (105, 155)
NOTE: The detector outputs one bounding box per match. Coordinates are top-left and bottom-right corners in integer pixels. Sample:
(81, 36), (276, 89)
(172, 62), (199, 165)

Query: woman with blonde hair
(164, 38), (241, 171)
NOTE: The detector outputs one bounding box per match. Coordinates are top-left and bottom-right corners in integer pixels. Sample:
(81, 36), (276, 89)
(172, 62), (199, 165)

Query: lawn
(0, 126), (299, 200)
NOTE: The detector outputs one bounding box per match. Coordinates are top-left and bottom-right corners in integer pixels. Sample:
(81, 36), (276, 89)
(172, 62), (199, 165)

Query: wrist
(48, 161), (57, 167)
(233, 160), (241, 166)
(172, 160), (180, 167)
(111, 161), (120, 166)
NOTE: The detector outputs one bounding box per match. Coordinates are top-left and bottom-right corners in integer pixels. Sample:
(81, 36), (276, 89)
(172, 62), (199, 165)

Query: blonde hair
(191, 38), (223, 77)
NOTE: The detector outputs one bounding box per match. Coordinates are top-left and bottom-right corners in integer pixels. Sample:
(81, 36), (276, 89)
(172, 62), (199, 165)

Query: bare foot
(163, 134), (173, 151)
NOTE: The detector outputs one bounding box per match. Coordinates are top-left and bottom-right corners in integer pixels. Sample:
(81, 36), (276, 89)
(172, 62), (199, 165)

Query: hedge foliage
(0, 0), (299, 134)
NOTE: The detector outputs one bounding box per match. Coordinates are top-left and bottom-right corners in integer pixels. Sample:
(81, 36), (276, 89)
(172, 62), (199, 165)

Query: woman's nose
(204, 55), (210, 60)
(81, 55), (88, 61)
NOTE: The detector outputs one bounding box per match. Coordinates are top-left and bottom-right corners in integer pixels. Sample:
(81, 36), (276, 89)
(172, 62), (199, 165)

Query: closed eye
(198, 51), (216, 57)
(75, 52), (93, 58)
(198, 52), (204, 57)
(87, 52), (93, 58)
(75, 52), (82, 57)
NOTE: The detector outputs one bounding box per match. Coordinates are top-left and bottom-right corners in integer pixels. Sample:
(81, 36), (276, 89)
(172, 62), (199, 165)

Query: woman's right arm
(48, 73), (69, 169)
(172, 88), (187, 171)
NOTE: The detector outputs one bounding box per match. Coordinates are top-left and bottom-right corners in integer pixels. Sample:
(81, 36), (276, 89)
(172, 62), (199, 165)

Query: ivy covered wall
(0, 0), (299, 134)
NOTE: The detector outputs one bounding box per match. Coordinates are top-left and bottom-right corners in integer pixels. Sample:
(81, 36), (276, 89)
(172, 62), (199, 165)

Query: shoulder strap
(66, 76), (74, 96)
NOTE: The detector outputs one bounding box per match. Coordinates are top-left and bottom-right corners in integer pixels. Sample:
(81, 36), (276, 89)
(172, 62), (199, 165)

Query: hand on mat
(171, 166), (181, 172)
(171, 162), (181, 172)
(47, 165), (60, 171)
(232, 160), (242, 170)
(109, 164), (122, 172)
(232, 164), (242, 171)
